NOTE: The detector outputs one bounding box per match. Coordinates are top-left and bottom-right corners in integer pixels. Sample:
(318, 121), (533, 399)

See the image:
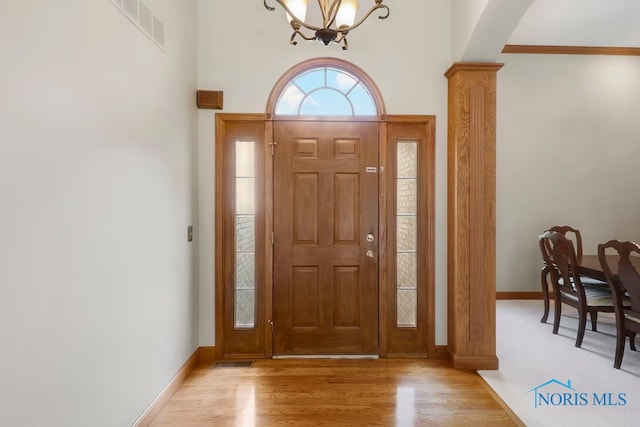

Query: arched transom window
(275, 66), (377, 116)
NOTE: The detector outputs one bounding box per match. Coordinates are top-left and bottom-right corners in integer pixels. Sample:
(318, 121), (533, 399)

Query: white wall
(451, 0), (491, 60)
(197, 0), (451, 345)
(497, 53), (640, 291)
(0, 1), (199, 426)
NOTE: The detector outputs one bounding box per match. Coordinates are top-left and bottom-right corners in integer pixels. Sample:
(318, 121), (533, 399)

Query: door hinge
(271, 231), (275, 245)
(269, 141), (277, 156)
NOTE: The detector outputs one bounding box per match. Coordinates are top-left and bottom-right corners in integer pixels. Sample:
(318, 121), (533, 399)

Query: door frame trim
(214, 113), (435, 359)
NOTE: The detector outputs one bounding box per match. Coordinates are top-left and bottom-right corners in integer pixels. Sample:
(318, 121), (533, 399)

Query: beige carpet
(479, 300), (640, 427)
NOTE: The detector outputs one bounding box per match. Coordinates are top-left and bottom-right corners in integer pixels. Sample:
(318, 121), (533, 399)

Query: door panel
(273, 121), (379, 355)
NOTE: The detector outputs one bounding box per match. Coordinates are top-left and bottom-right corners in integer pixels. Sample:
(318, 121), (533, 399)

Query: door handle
(366, 250), (375, 258)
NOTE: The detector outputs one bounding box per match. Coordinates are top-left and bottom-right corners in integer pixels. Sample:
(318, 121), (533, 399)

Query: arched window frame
(266, 58), (387, 120)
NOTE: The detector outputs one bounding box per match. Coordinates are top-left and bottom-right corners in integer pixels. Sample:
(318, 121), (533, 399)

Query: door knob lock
(366, 233), (375, 243)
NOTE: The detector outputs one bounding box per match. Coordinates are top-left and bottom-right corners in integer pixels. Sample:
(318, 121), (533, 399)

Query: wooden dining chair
(539, 225), (584, 323)
(598, 240), (640, 369)
(539, 230), (614, 347)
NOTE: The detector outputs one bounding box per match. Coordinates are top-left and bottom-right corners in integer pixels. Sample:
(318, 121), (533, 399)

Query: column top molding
(444, 63), (504, 79)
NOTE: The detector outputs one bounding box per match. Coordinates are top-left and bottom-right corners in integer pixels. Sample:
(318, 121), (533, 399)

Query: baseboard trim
(133, 346), (216, 426)
(496, 291), (544, 300)
(432, 345), (449, 360)
(199, 346), (217, 363)
(450, 352), (499, 370)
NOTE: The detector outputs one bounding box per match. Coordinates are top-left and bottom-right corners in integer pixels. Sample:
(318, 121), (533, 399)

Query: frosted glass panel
(397, 290), (417, 327)
(235, 289), (255, 328)
(234, 140), (256, 329)
(397, 142), (417, 178)
(236, 178), (255, 214)
(236, 215), (255, 252)
(397, 179), (416, 214)
(236, 140), (255, 178)
(396, 253), (417, 289)
(396, 142), (418, 328)
(235, 253), (255, 290)
(397, 216), (416, 252)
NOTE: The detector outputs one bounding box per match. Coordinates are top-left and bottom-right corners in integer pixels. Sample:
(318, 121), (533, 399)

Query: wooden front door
(273, 121), (379, 355)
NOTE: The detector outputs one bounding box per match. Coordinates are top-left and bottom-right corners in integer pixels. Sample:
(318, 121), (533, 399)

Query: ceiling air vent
(152, 16), (164, 48)
(122, 0), (138, 21)
(138, 1), (153, 36)
(109, 0), (165, 52)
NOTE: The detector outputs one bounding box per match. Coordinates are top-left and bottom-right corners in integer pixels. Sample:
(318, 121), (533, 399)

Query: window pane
(276, 83), (305, 115)
(397, 290), (417, 327)
(236, 215), (255, 252)
(300, 89), (352, 115)
(327, 68), (357, 92)
(397, 216), (416, 252)
(397, 253), (417, 289)
(236, 252), (255, 289)
(274, 66), (377, 116)
(236, 178), (255, 214)
(396, 142), (418, 328)
(397, 179), (416, 215)
(349, 84), (376, 116)
(295, 69), (324, 93)
(234, 140), (256, 329)
(236, 140), (255, 178)
(235, 289), (255, 328)
(397, 142), (417, 178)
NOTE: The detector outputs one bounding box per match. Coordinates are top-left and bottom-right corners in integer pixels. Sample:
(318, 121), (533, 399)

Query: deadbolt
(366, 250), (375, 258)
(366, 233), (375, 243)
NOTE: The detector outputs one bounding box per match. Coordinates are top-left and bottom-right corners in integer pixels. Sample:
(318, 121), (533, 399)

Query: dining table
(578, 253), (640, 282)
(578, 254), (617, 282)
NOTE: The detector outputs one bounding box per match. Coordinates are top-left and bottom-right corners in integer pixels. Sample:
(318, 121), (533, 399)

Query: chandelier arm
(340, 3), (389, 32)
(334, 31), (349, 50)
(324, 0), (342, 29)
(263, 0), (275, 12)
(292, 28), (317, 42)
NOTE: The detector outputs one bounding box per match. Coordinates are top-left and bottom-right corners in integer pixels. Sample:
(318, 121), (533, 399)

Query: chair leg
(630, 332), (637, 351)
(552, 298), (562, 335)
(540, 267), (550, 323)
(576, 308), (587, 348)
(614, 327), (626, 369)
(590, 310), (598, 332)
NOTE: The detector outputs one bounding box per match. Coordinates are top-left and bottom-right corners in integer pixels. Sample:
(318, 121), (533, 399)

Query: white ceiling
(508, 0), (640, 47)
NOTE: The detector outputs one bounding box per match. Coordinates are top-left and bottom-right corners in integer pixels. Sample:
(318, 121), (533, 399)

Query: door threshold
(272, 354), (379, 359)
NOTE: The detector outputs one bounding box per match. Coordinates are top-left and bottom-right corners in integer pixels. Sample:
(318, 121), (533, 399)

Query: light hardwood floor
(150, 358), (519, 426)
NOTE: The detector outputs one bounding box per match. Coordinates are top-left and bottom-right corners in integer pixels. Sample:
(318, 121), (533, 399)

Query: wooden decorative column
(445, 63), (503, 370)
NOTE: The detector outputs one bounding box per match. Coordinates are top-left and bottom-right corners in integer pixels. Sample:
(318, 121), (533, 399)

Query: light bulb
(284, 0), (308, 23)
(336, 0), (358, 28)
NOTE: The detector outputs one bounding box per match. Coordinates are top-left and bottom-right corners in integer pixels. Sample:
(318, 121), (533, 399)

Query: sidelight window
(234, 140), (256, 328)
(396, 142), (418, 327)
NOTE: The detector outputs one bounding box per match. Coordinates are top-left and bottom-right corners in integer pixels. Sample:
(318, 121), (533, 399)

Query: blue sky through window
(275, 67), (376, 116)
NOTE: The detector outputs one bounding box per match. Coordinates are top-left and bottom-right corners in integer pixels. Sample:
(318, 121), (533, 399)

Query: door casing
(214, 113), (435, 359)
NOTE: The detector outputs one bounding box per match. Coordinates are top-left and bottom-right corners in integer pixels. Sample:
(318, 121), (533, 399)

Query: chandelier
(264, 0), (390, 50)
